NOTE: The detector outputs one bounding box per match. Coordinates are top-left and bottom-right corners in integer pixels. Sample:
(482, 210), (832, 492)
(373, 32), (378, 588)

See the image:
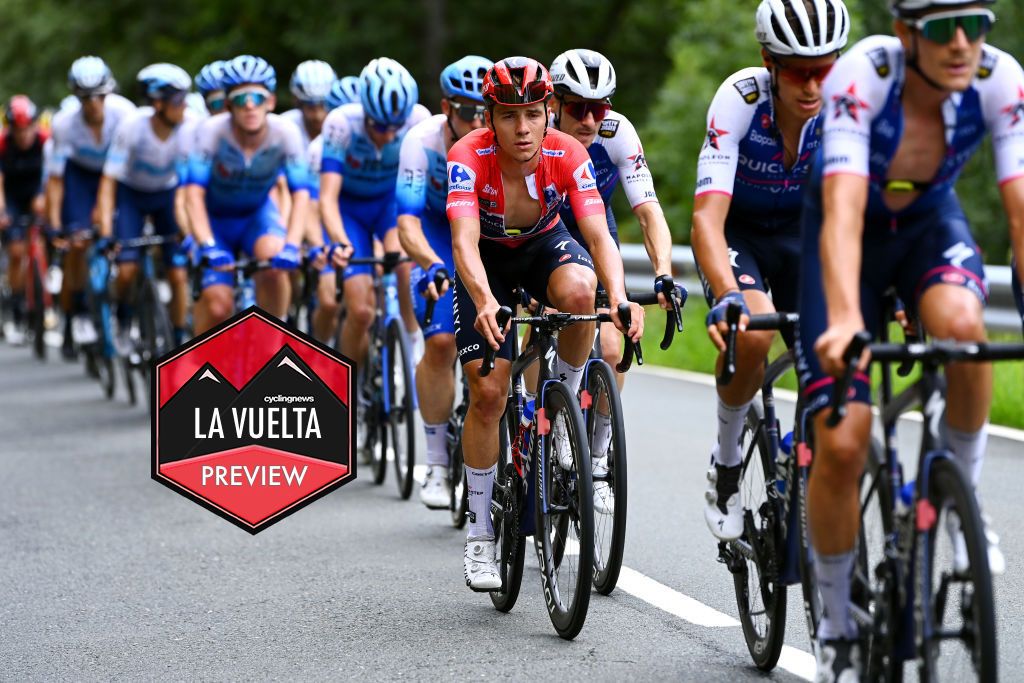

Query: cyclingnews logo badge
(152, 307), (354, 533)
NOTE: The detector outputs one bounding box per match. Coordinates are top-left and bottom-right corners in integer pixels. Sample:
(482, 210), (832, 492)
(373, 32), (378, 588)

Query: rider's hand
(0, 211), (10, 229)
(814, 319), (870, 378)
(271, 242), (301, 270)
(199, 240), (234, 270)
(706, 290), (749, 353)
(418, 263), (449, 301)
(475, 298), (506, 351)
(654, 274), (673, 310)
(610, 296), (644, 343)
(328, 242), (353, 269)
(94, 236), (115, 255)
(307, 245), (327, 270)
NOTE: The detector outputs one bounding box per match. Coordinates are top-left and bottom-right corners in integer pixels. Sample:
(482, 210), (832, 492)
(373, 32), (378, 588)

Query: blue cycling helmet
(439, 55), (493, 101)
(290, 60), (337, 103)
(137, 63), (192, 101)
(194, 60), (226, 95)
(359, 57), (418, 126)
(68, 56), (116, 96)
(327, 76), (361, 110)
(221, 55), (277, 94)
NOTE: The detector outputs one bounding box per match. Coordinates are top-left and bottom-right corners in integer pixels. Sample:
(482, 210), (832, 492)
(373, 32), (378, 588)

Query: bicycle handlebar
(825, 331), (872, 428)
(423, 268), (450, 327)
(716, 303), (799, 386)
(190, 256), (273, 302)
(595, 279), (687, 351)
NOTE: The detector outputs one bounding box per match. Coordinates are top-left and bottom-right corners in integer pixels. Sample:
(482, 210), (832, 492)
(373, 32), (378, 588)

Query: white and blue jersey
(280, 108), (312, 149)
(307, 134), (323, 201)
(396, 114), (454, 337)
(558, 110), (658, 245)
(696, 67), (821, 231)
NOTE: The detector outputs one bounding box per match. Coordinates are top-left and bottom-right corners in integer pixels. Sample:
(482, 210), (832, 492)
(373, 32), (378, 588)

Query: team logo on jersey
(738, 274), (755, 286)
(573, 160), (598, 191)
(474, 145), (497, 156)
(1002, 86), (1024, 127)
(832, 83), (869, 123)
(732, 77), (760, 104)
(543, 184), (560, 206)
(447, 162), (476, 192)
(598, 119), (620, 138)
(541, 148), (567, 157)
(628, 145), (648, 171)
(703, 117), (729, 150)
(866, 48), (891, 78)
(482, 184), (498, 195)
(978, 50), (999, 79)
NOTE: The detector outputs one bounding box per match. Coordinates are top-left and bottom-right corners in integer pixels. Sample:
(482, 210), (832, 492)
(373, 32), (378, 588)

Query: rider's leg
(462, 359), (510, 536)
(312, 269), (342, 344)
(252, 232), (290, 319)
(419, 333), (457, 466)
(194, 283), (234, 335)
(6, 238), (26, 329)
(339, 274), (374, 367)
(545, 262), (596, 397)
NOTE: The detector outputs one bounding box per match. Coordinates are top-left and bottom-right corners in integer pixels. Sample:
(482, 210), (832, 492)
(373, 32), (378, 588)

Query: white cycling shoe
(592, 455), (613, 515)
(704, 463), (743, 541)
(464, 536), (501, 592)
(420, 466), (450, 510)
(946, 508), (1005, 576)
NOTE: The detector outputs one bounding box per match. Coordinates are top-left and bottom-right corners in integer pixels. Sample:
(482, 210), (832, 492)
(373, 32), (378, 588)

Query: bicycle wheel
(535, 380), (593, 640)
(725, 401), (786, 671)
(491, 412), (525, 612)
(30, 258), (46, 360)
(584, 360), (627, 596)
(448, 420), (469, 528)
(138, 278), (173, 415)
(795, 413), (822, 647)
(917, 455), (996, 683)
(358, 344), (387, 485)
(386, 318), (416, 500)
(856, 439), (902, 682)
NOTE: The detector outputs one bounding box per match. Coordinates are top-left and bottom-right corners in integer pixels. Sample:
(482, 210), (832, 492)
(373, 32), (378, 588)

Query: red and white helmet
(5, 95), (38, 128)
(482, 57), (553, 106)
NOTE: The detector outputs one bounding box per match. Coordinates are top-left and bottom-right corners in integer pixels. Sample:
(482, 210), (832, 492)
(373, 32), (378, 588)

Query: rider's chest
(501, 173), (542, 228)
(888, 108), (946, 183)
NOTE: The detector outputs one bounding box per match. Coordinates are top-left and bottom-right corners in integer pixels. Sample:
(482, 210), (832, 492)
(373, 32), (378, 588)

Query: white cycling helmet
(68, 56), (116, 96)
(549, 49), (616, 101)
(290, 59), (337, 103)
(756, 0), (851, 57)
(890, 0), (995, 17)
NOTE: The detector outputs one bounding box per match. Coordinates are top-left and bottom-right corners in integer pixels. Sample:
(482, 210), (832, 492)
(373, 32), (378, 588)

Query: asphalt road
(2, 342), (1023, 681)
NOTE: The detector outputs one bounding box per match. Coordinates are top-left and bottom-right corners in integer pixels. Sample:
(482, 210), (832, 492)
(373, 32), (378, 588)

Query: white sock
(592, 411), (612, 462)
(943, 422), (987, 488)
(466, 464), (495, 538)
(815, 549), (857, 640)
(712, 397), (752, 468)
(555, 355), (584, 396)
(424, 422), (448, 468)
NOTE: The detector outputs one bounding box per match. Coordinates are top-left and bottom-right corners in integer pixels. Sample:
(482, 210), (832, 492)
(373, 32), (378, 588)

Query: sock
(466, 463), (495, 538)
(173, 327), (187, 347)
(424, 422), (449, 468)
(72, 290), (88, 316)
(943, 423), (987, 488)
(555, 355), (584, 396)
(815, 550), (857, 640)
(10, 293), (25, 325)
(712, 397), (752, 467)
(116, 302), (133, 329)
(592, 411), (612, 463)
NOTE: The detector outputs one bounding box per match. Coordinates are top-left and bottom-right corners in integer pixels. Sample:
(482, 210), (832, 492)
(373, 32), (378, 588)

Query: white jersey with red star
(822, 35), (1024, 214)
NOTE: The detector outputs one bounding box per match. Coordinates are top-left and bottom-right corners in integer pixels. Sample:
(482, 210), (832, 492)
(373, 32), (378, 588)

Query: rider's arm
(450, 215), (492, 310)
(634, 201), (673, 278)
(174, 187), (190, 236)
(691, 193), (738, 299)
(820, 174), (868, 327)
(45, 123), (69, 229)
(279, 125), (310, 246)
(1003, 179), (1024, 292)
(185, 184), (214, 245)
(95, 175), (117, 238)
(319, 172), (348, 245)
(396, 130), (442, 270)
(183, 120), (217, 244)
(319, 112), (351, 246)
(45, 176), (63, 229)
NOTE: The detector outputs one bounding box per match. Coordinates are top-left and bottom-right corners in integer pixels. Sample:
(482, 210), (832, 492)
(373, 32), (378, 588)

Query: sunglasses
(229, 90), (269, 108)
(298, 99), (327, 109)
(365, 117), (401, 134)
(908, 9), (995, 44)
(205, 94), (225, 112)
(77, 93), (107, 102)
(771, 57), (835, 84)
(489, 81), (550, 106)
(448, 100), (486, 123)
(562, 99), (612, 123)
(163, 90), (188, 106)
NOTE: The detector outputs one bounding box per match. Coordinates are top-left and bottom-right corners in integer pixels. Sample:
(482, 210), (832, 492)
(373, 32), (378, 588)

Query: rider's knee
(203, 291), (233, 322)
(736, 329), (774, 365)
(424, 335), (456, 367)
(556, 279), (597, 313)
(468, 377), (506, 422)
(814, 423), (869, 485)
(346, 300), (374, 330)
(929, 301), (985, 342)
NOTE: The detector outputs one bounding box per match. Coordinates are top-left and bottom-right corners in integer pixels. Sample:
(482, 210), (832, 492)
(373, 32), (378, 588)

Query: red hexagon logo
(152, 307), (354, 533)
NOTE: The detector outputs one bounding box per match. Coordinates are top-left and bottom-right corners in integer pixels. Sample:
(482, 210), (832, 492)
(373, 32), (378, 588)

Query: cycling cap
(440, 55), (493, 101)
(890, 0), (995, 17)
(68, 56), (116, 96)
(137, 63), (192, 100)
(550, 49), (616, 101)
(326, 76), (361, 110)
(482, 57), (553, 106)
(756, 0), (851, 57)
(290, 60), (337, 103)
(359, 57), (418, 126)
(5, 95), (38, 127)
(221, 55), (277, 93)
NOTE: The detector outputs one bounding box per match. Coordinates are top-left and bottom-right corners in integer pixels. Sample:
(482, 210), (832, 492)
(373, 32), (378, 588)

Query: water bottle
(775, 430), (794, 495)
(383, 272), (400, 320)
(512, 399), (535, 466)
(241, 278), (256, 309)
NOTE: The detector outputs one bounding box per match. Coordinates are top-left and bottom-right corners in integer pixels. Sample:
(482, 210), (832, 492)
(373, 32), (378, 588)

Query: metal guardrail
(620, 243), (1021, 334)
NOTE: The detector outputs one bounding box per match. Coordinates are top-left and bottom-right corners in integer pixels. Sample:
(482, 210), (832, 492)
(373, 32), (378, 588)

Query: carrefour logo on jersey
(573, 160), (598, 192)
(448, 162), (476, 193)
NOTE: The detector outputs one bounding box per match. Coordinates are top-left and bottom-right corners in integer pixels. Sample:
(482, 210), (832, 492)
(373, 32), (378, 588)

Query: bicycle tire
(30, 258), (46, 360)
(729, 401), (787, 671)
(449, 431), (469, 528)
(139, 278), (173, 416)
(857, 439), (902, 682)
(584, 360), (627, 596)
(122, 355), (138, 406)
(917, 455), (997, 683)
(796, 413), (822, 647)
(491, 413), (525, 612)
(535, 380), (593, 640)
(360, 345), (387, 486)
(386, 318), (416, 500)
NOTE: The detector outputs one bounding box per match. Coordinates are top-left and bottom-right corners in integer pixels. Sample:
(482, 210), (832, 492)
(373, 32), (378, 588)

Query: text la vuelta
(194, 406), (322, 440)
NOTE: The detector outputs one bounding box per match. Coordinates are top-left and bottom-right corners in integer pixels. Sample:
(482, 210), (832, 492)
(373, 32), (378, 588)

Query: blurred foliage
(0, 0), (1019, 262)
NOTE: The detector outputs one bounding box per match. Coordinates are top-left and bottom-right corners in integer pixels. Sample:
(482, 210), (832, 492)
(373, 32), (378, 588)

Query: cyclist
(0, 96), (48, 345)
(46, 56), (136, 359)
(194, 61), (227, 116)
(96, 64), (195, 349)
(282, 60), (337, 148)
(185, 54), (310, 334)
(693, 0), (849, 541)
(548, 47), (674, 509)
(330, 76), (361, 108)
(798, 0), (1024, 676)
(447, 56), (642, 591)
(396, 55), (492, 509)
(319, 57), (430, 375)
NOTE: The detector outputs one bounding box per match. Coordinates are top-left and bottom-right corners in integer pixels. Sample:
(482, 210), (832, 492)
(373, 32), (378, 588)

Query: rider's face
(551, 95), (606, 147)
(299, 102), (327, 134)
(227, 88), (274, 135)
(155, 98), (187, 126)
(488, 102), (547, 163)
(79, 94), (105, 124)
(767, 52), (838, 122)
(896, 8), (987, 92)
(442, 96), (486, 140)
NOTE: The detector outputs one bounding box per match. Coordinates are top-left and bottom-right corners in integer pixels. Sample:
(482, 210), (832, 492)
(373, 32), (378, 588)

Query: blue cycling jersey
(396, 114), (448, 223)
